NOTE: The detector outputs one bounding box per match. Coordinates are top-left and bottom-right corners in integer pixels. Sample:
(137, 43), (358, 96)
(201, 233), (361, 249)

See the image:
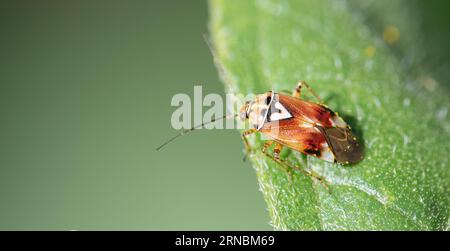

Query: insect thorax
(247, 92), (293, 130)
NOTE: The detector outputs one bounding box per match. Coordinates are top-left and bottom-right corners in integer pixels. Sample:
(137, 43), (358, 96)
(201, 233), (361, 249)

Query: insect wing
(277, 94), (343, 127)
(260, 93), (363, 164)
(318, 126), (363, 164)
(260, 117), (336, 163)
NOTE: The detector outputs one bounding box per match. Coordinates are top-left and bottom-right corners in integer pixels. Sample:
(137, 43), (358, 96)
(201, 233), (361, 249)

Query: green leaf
(208, 0), (450, 230)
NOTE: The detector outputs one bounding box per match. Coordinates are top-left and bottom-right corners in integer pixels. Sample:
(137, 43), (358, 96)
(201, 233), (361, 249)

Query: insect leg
(241, 128), (257, 161)
(261, 140), (274, 153)
(263, 143), (330, 190)
(293, 81), (323, 103)
(273, 143), (283, 158)
(261, 143), (294, 182)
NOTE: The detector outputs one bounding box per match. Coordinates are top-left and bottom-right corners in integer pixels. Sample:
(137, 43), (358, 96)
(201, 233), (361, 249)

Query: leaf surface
(209, 0), (450, 230)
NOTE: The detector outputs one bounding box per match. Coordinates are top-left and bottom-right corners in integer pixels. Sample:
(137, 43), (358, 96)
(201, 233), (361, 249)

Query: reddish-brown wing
(261, 119), (328, 159)
(277, 94), (341, 127)
(259, 94), (363, 164)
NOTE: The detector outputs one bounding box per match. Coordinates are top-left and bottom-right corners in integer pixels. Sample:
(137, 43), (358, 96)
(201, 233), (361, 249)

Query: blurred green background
(0, 0), (269, 230)
(0, 0), (449, 230)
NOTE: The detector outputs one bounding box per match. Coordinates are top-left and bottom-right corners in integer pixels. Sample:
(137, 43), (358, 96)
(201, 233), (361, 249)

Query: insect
(156, 81), (363, 182)
(239, 81), (363, 166)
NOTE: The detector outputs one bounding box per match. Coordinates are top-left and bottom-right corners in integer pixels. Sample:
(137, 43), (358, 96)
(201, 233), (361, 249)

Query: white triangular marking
(270, 102), (292, 121)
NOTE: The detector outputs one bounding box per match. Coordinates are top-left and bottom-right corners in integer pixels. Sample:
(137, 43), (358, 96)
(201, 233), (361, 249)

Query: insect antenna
(156, 113), (238, 151)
